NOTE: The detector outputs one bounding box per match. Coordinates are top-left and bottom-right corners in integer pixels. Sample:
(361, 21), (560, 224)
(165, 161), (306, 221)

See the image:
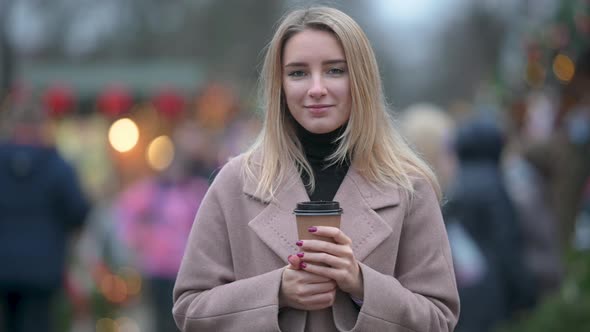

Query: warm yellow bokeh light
(116, 317), (140, 332)
(100, 274), (128, 304)
(119, 267), (142, 296)
(553, 54), (575, 83)
(108, 118), (139, 153)
(96, 318), (118, 332)
(146, 135), (175, 171)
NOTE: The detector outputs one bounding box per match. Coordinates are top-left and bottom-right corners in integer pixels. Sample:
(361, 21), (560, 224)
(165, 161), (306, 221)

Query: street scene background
(1, 0), (589, 331)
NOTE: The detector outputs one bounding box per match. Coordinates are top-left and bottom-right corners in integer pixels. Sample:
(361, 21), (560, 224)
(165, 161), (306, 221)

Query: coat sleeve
(334, 178), (460, 332)
(172, 170), (284, 332)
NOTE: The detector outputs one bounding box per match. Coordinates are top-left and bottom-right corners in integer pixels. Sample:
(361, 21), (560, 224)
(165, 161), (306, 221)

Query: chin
(300, 119), (339, 134)
(305, 125), (334, 134)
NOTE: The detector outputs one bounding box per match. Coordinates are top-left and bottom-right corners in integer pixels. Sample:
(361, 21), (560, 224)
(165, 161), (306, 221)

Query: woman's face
(282, 29), (352, 134)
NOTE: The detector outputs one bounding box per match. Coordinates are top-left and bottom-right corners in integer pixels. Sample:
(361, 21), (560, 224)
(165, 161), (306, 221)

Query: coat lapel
(245, 160), (401, 263)
(245, 162), (308, 264)
(335, 168), (400, 262)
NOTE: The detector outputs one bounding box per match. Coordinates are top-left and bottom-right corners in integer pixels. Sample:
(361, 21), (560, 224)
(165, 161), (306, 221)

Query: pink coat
(173, 154), (460, 331)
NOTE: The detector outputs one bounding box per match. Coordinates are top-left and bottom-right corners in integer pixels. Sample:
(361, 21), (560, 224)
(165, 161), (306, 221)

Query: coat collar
(244, 156), (401, 264)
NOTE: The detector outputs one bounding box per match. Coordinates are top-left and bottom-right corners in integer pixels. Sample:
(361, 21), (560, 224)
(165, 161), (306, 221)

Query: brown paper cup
(294, 201), (342, 243)
(296, 214), (341, 242)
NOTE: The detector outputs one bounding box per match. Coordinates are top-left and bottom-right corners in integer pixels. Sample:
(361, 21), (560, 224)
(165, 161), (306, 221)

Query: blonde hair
(401, 103), (455, 163)
(244, 6), (440, 202)
(400, 103), (456, 191)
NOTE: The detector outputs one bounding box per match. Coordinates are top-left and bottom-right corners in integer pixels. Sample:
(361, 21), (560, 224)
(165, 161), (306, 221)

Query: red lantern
(97, 85), (133, 118)
(152, 88), (185, 119)
(42, 84), (76, 118)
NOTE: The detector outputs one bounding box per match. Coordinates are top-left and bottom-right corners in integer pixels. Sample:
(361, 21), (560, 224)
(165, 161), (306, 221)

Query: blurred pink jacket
(117, 177), (209, 278)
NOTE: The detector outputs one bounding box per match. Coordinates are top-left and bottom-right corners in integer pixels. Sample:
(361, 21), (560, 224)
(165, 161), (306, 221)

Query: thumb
(287, 254), (302, 270)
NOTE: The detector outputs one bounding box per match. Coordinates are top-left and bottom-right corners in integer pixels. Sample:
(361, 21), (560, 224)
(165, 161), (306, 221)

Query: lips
(306, 104), (333, 108)
(305, 104), (334, 114)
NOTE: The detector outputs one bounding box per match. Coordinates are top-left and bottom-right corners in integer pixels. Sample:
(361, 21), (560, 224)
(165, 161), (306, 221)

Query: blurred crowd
(400, 47), (590, 332)
(0, 30), (589, 332)
(0, 82), (261, 332)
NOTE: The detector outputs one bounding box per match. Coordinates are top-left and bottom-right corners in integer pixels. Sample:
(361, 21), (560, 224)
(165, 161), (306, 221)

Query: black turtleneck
(296, 122), (350, 201)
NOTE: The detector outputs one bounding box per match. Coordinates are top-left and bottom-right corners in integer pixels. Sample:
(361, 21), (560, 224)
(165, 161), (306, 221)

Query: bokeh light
(108, 118), (139, 153)
(116, 317), (140, 332)
(96, 318), (118, 332)
(553, 53), (575, 83)
(100, 273), (128, 304)
(146, 135), (175, 171)
(119, 267), (142, 296)
(525, 61), (546, 87)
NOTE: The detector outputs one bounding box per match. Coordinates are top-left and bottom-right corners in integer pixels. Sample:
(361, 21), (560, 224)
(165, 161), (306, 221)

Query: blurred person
(217, 115), (263, 166)
(400, 103), (504, 332)
(448, 115), (537, 332)
(173, 7), (459, 331)
(502, 93), (564, 298)
(0, 99), (90, 332)
(573, 180), (590, 251)
(523, 48), (590, 249)
(116, 123), (210, 332)
(400, 103), (457, 192)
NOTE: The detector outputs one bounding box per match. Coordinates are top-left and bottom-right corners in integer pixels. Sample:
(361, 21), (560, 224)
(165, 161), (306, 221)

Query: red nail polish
(308, 226), (317, 233)
(296, 240), (303, 247)
(297, 252), (304, 258)
(300, 262), (307, 269)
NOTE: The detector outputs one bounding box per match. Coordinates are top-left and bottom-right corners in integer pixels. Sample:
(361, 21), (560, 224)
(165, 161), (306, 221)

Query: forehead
(282, 29), (345, 64)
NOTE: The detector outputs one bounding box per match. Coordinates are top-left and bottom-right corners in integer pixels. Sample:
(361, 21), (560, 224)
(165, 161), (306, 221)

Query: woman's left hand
(296, 226), (364, 299)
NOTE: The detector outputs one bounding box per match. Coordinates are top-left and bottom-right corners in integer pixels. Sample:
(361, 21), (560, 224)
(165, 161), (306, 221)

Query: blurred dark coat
(445, 118), (537, 332)
(0, 142), (90, 290)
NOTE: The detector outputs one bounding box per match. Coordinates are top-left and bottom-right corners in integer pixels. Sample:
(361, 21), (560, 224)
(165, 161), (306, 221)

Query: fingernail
(297, 252), (304, 258)
(308, 226), (317, 233)
(288, 255), (293, 259)
(300, 262), (307, 269)
(296, 240), (303, 247)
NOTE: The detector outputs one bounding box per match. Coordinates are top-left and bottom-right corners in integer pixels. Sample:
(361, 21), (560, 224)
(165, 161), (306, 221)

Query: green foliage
(496, 251), (590, 332)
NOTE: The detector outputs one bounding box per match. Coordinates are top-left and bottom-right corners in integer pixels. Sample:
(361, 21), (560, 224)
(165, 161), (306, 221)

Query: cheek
(338, 84), (352, 113)
(287, 92), (312, 121)
(282, 82), (303, 105)
(336, 81), (351, 102)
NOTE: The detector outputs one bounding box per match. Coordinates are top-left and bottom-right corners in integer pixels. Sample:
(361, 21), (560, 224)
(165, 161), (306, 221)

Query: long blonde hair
(244, 6), (440, 202)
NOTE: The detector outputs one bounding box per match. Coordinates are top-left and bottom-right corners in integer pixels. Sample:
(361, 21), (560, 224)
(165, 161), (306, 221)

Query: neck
(295, 122), (351, 201)
(296, 122), (345, 161)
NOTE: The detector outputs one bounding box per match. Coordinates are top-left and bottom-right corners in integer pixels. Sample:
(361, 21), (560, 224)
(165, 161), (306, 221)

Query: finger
(299, 290), (336, 309)
(297, 239), (351, 258)
(297, 281), (337, 296)
(285, 264), (334, 283)
(308, 226), (352, 245)
(301, 271), (333, 283)
(298, 261), (340, 281)
(287, 254), (301, 270)
(297, 251), (343, 268)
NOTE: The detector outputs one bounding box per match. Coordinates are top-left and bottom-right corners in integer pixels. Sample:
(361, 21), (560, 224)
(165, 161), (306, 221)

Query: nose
(308, 75), (327, 98)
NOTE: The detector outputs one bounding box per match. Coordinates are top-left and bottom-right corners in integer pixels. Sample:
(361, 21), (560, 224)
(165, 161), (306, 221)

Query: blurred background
(0, 0), (589, 331)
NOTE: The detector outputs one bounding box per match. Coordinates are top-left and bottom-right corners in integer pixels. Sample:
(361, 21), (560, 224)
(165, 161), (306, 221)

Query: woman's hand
(296, 226), (364, 299)
(279, 254), (337, 310)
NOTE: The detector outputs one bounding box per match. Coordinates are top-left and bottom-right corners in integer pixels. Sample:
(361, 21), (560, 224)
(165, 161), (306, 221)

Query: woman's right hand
(279, 254), (337, 311)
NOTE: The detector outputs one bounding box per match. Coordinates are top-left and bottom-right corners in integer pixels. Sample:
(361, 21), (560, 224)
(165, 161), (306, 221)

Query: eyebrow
(284, 59), (347, 67)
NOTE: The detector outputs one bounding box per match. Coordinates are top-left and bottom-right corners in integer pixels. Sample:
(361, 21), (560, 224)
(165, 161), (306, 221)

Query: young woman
(173, 7), (459, 331)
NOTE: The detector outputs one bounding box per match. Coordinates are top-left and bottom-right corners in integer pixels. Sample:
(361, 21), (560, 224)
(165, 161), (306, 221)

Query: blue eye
(327, 68), (345, 75)
(287, 70), (306, 77)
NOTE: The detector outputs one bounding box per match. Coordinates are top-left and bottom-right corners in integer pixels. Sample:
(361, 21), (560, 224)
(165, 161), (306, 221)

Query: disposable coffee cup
(294, 201), (342, 243)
